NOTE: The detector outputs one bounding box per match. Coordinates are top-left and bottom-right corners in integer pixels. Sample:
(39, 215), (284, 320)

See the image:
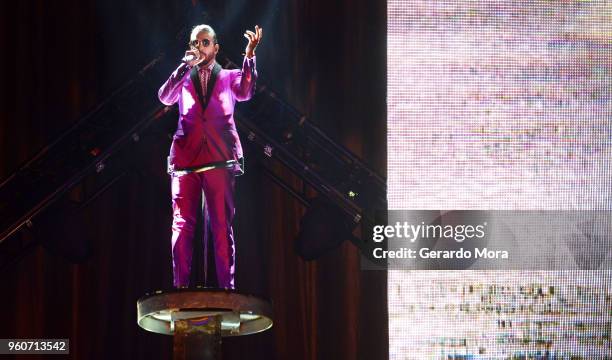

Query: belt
(168, 157), (244, 176)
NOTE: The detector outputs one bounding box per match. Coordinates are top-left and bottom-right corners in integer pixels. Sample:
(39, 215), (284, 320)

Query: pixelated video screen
(387, 1), (611, 358)
(388, 271), (611, 358)
(388, 0), (611, 211)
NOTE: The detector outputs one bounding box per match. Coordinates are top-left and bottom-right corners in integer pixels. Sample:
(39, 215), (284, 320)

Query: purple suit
(158, 56), (257, 289)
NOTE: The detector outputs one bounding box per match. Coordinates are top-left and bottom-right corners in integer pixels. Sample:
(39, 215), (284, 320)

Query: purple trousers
(170, 168), (236, 289)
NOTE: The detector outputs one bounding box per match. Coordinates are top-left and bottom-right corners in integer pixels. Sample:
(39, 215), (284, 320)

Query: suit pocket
(171, 134), (189, 153)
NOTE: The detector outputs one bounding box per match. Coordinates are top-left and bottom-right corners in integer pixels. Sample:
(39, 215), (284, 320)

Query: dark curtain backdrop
(0, 1), (387, 359)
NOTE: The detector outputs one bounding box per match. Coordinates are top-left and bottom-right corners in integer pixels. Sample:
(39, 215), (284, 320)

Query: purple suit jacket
(158, 56), (257, 174)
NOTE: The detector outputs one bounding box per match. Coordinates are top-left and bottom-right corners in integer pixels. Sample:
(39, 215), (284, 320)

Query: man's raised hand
(244, 25), (263, 59)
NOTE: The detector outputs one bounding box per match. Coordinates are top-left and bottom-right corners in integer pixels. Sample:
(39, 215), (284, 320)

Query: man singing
(158, 24), (263, 289)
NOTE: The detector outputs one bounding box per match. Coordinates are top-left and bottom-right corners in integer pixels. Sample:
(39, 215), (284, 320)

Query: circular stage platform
(137, 288), (273, 337)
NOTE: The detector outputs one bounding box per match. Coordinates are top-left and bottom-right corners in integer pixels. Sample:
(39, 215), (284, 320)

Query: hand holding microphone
(182, 48), (207, 67)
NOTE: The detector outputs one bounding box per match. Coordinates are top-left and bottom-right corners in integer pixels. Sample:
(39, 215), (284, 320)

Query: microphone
(182, 54), (197, 63)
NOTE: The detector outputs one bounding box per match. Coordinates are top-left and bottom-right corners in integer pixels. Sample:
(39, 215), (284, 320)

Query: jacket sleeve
(231, 56), (257, 102)
(158, 62), (192, 106)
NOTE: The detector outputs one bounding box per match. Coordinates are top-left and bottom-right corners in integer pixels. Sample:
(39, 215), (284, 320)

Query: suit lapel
(190, 62), (222, 113)
(204, 62), (222, 110)
(190, 66), (205, 106)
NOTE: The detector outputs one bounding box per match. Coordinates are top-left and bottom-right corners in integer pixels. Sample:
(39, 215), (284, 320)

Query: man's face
(190, 31), (219, 65)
